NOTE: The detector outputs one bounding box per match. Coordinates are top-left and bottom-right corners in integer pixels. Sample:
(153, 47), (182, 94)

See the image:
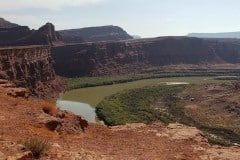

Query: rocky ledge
(0, 87), (239, 159)
(52, 37), (240, 77)
(0, 45), (64, 98)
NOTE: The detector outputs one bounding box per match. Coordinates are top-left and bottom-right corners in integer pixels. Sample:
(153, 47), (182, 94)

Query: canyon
(0, 23), (62, 47)
(52, 36), (240, 77)
(0, 17), (19, 28)
(0, 45), (64, 98)
(59, 25), (133, 43)
(0, 18), (133, 47)
(1, 17), (240, 159)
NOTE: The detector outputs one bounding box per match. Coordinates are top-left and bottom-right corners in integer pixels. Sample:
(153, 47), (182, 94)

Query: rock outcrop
(0, 79), (29, 98)
(17, 23), (63, 46)
(0, 23), (63, 46)
(0, 17), (19, 28)
(33, 105), (89, 134)
(0, 45), (64, 98)
(0, 18), (131, 46)
(52, 36), (240, 77)
(0, 26), (32, 46)
(59, 25), (133, 43)
(1, 83), (240, 159)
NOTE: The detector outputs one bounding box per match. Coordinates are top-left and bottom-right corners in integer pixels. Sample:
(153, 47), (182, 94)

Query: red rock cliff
(0, 23), (63, 47)
(51, 37), (240, 77)
(0, 45), (64, 98)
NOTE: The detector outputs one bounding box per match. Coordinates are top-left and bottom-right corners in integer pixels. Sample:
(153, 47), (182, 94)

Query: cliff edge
(0, 92), (239, 160)
(0, 17), (19, 28)
(0, 22), (63, 46)
(0, 45), (64, 98)
(59, 25), (133, 43)
(52, 37), (240, 77)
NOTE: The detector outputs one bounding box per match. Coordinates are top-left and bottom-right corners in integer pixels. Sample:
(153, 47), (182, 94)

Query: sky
(1, 0), (240, 38)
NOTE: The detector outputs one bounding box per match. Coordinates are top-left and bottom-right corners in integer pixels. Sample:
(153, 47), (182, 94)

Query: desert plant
(96, 85), (186, 126)
(22, 137), (50, 159)
(41, 101), (58, 116)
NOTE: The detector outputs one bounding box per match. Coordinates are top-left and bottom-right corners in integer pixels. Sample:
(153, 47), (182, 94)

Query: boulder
(37, 113), (61, 131)
(7, 88), (29, 98)
(78, 116), (88, 132)
(45, 120), (61, 131)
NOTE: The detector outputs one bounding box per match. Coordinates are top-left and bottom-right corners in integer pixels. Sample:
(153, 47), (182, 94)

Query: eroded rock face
(0, 45), (64, 98)
(38, 113), (61, 131)
(0, 17), (19, 28)
(59, 25), (133, 43)
(52, 37), (240, 77)
(37, 110), (88, 134)
(78, 116), (88, 132)
(0, 23), (63, 46)
(0, 26), (32, 46)
(17, 23), (63, 46)
(56, 111), (89, 134)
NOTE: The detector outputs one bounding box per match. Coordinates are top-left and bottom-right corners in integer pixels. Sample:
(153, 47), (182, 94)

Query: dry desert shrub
(41, 101), (58, 116)
(22, 137), (50, 159)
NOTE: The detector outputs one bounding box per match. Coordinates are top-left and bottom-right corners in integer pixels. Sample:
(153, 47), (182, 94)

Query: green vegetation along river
(60, 76), (225, 107)
(58, 75), (240, 145)
(95, 81), (240, 146)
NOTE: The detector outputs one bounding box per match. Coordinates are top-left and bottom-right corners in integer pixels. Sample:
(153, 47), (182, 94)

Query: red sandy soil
(0, 86), (240, 160)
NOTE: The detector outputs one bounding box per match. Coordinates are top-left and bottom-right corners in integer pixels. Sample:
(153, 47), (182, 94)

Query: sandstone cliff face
(0, 23), (63, 47)
(0, 17), (19, 28)
(17, 23), (63, 46)
(0, 45), (64, 97)
(52, 37), (240, 77)
(59, 25), (133, 43)
(0, 26), (32, 46)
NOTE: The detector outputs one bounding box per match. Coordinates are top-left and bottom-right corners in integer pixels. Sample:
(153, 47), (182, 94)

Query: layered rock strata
(52, 37), (240, 77)
(0, 45), (64, 97)
(0, 23), (63, 46)
(59, 25), (133, 43)
(0, 17), (19, 28)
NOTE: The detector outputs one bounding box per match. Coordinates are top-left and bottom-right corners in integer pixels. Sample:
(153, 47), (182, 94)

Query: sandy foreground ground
(0, 86), (240, 160)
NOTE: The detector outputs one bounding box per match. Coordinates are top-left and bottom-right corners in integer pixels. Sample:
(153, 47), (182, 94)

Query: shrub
(22, 137), (50, 159)
(41, 101), (58, 116)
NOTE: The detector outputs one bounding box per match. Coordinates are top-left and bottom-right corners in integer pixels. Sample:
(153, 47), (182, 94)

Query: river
(56, 76), (219, 123)
(56, 100), (96, 123)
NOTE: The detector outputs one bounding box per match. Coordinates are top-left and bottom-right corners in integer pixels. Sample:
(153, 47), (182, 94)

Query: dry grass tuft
(21, 137), (50, 159)
(41, 101), (58, 116)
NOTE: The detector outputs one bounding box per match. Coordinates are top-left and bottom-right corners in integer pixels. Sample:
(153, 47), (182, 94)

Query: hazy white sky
(1, 0), (240, 37)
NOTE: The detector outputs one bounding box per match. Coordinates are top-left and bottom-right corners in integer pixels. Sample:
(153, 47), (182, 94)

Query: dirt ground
(181, 82), (240, 134)
(0, 85), (240, 160)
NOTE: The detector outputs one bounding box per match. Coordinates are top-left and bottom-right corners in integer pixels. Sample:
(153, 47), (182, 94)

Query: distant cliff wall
(0, 23), (63, 47)
(0, 26), (32, 46)
(0, 45), (64, 98)
(59, 25), (133, 43)
(51, 37), (240, 77)
(0, 17), (19, 28)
